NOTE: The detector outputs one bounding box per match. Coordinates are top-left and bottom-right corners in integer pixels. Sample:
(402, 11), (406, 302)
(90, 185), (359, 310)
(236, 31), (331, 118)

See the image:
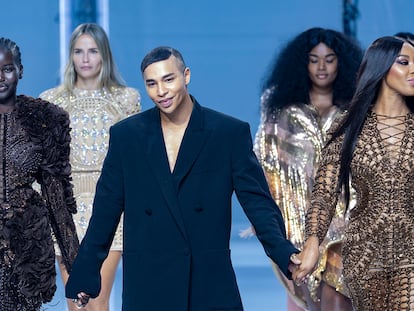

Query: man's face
(143, 56), (191, 117)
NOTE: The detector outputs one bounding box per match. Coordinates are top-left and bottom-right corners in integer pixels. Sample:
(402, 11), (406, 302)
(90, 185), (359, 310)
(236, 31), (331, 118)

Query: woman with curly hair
(254, 27), (362, 310)
(0, 37), (78, 310)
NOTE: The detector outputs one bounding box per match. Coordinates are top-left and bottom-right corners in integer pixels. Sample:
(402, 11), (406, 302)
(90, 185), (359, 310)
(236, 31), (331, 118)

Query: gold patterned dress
(40, 86), (140, 251)
(254, 95), (349, 308)
(306, 111), (414, 310)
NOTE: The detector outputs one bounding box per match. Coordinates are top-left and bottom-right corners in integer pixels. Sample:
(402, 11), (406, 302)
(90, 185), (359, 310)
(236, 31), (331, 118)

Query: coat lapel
(139, 100), (210, 243)
(172, 100), (211, 187)
(142, 108), (189, 243)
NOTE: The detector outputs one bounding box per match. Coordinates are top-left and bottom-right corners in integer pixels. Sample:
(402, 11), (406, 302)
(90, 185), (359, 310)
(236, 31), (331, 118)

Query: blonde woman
(40, 23), (141, 311)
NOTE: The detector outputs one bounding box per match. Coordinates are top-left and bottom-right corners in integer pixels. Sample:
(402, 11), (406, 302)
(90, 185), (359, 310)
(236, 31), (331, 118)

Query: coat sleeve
(232, 122), (299, 278)
(66, 125), (124, 299)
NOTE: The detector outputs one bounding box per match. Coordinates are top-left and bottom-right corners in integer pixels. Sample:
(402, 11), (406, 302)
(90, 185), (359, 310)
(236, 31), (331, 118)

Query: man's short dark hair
(141, 46), (186, 73)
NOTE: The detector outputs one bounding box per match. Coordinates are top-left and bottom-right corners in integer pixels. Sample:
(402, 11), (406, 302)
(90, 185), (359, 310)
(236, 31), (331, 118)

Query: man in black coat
(66, 46), (300, 311)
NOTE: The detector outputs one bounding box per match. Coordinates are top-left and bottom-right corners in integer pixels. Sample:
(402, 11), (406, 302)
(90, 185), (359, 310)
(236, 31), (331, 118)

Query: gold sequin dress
(254, 94), (349, 307)
(306, 111), (414, 310)
(40, 86), (140, 251)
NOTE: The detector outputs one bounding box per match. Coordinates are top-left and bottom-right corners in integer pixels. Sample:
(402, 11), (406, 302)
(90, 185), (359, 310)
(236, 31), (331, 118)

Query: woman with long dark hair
(296, 36), (414, 310)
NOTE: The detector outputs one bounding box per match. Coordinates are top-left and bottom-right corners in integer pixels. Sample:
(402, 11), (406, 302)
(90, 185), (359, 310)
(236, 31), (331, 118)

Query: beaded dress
(40, 86), (140, 251)
(254, 89), (349, 308)
(306, 111), (414, 310)
(0, 95), (78, 310)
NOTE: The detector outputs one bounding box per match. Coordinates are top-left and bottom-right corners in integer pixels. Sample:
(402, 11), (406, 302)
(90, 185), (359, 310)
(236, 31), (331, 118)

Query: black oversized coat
(66, 98), (297, 311)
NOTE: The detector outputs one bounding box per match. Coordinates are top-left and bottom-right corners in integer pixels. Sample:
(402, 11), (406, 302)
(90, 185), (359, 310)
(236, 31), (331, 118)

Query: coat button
(145, 209), (152, 216)
(194, 206), (203, 212)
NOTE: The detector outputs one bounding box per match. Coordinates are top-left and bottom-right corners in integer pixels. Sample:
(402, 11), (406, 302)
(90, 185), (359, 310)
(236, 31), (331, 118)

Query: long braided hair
(0, 37), (23, 77)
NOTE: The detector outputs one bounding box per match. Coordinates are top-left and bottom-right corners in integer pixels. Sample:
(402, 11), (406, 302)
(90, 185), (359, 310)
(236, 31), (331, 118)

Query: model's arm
(294, 136), (343, 283)
(307, 139), (342, 243)
(65, 125), (125, 299)
(40, 105), (79, 272)
(232, 122), (299, 277)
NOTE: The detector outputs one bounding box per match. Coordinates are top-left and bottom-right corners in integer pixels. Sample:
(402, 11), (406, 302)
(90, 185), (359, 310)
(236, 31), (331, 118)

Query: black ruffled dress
(0, 95), (78, 310)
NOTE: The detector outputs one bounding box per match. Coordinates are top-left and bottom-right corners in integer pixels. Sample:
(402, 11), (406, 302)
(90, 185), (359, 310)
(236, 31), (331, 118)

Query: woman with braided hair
(0, 37), (78, 310)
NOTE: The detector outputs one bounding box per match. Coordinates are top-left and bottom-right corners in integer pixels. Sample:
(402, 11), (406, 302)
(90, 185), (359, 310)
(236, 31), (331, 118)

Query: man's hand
(72, 292), (90, 309)
(288, 252), (301, 275)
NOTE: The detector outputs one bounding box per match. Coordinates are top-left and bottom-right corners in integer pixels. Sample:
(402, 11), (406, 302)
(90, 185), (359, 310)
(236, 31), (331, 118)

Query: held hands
(292, 236), (320, 285)
(288, 252), (302, 274)
(72, 292), (90, 309)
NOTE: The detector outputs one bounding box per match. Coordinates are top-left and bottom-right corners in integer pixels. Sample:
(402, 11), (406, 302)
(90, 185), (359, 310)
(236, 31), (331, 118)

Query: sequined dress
(254, 93), (349, 307)
(306, 111), (414, 310)
(40, 86), (140, 251)
(0, 95), (78, 310)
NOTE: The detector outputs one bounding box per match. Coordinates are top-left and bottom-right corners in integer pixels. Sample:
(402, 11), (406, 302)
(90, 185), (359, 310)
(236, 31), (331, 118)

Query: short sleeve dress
(40, 86), (141, 251)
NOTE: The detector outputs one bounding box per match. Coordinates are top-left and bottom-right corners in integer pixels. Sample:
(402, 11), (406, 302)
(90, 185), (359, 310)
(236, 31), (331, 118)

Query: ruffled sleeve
(41, 102), (79, 272)
(18, 96), (79, 272)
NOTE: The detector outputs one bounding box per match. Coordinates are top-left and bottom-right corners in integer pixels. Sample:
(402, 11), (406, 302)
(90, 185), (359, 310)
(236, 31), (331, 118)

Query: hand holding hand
(288, 252), (301, 274)
(72, 292), (90, 309)
(293, 236), (319, 285)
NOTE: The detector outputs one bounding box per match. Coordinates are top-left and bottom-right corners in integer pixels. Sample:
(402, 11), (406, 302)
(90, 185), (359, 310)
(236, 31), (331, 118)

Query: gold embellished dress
(40, 86), (140, 251)
(306, 111), (414, 310)
(254, 97), (349, 308)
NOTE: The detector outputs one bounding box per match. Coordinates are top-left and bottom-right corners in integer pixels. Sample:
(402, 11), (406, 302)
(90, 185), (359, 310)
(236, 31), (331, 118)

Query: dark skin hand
(293, 236), (319, 284)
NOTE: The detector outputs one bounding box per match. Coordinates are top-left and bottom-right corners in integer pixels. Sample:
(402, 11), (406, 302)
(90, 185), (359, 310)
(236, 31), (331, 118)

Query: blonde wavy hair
(63, 23), (125, 93)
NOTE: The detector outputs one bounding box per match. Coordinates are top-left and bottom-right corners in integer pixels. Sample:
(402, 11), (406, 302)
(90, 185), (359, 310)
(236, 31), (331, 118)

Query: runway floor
(44, 223), (288, 311)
